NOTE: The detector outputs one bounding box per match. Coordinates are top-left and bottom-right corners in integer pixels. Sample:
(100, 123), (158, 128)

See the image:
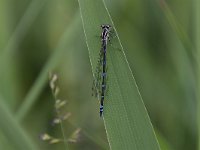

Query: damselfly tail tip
(100, 111), (103, 117)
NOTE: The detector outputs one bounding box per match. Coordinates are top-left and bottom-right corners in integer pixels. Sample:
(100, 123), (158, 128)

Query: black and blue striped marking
(99, 24), (111, 117)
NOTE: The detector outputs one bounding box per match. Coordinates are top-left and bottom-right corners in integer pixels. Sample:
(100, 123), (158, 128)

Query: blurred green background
(0, 0), (197, 149)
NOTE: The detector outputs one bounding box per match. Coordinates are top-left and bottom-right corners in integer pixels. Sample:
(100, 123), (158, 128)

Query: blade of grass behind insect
(0, 0), (48, 110)
(158, 0), (195, 64)
(16, 14), (81, 122)
(0, 131), (15, 150)
(155, 130), (173, 150)
(0, 0), (48, 66)
(78, 0), (160, 149)
(195, 0), (200, 149)
(0, 95), (38, 150)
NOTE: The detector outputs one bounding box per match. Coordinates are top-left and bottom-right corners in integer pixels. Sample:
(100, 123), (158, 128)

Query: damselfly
(92, 24), (112, 117)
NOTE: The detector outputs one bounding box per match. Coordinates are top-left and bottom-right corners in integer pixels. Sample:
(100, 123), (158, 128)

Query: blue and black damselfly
(92, 24), (112, 117)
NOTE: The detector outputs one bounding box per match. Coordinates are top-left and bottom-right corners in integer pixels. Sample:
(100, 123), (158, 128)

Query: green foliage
(16, 14), (81, 121)
(196, 0), (200, 149)
(0, 95), (38, 150)
(0, 0), (197, 149)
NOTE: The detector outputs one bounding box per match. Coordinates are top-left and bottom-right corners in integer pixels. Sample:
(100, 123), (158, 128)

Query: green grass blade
(196, 0), (200, 149)
(158, 0), (195, 63)
(16, 14), (81, 122)
(155, 130), (173, 150)
(0, 95), (38, 150)
(0, 0), (48, 65)
(78, 0), (160, 149)
(0, 0), (48, 109)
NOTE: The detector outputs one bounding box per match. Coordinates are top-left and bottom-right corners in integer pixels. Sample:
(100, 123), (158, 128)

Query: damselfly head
(101, 24), (111, 30)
